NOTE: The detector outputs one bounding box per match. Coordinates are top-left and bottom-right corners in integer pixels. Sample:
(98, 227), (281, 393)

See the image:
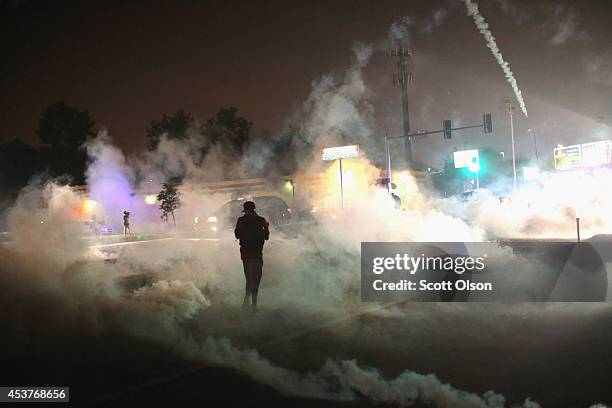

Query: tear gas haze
(2, 6), (612, 407)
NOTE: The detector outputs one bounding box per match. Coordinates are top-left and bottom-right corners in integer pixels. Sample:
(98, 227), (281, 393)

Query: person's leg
(242, 260), (251, 309)
(250, 259), (263, 311)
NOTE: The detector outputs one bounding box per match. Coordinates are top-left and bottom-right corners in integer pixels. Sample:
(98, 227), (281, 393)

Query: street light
(528, 128), (539, 165)
(468, 158), (480, 190)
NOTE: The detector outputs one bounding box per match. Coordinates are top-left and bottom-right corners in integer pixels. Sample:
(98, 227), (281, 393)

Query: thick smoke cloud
(5, 122), (610, 405)
(2, 16), (612, 408)
(0, 181), (546, 408)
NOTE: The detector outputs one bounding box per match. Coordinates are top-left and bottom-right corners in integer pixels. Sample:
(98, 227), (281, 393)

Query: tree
(157, 183), (181, 227)
(37, 101), (95, 149)
(146, 110), (195, 151)
(0, 138), (42, 202)
(203, 107), (252, 157)
(144, 107), (254, 179)
(36, 101), (95, 184)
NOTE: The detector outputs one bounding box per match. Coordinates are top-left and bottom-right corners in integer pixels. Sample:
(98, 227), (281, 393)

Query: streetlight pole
(506, 100), (517, 193)
(291, 179), (295, 209)
(389, 16), (413, 168)
(528, 128), (539, 166)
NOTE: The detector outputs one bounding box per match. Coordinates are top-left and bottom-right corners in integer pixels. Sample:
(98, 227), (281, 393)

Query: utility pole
(385, 114), (493, 193)
(528, 128), (539, 166)
(390, 17), (413, 168)
(506, 100), (517, 194)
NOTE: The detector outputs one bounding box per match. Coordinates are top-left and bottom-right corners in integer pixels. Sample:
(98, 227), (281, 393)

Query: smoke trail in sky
(463, 0), (528, 117)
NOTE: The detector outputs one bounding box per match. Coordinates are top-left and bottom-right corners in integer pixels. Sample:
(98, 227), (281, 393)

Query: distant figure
(123, 211), (131, 236)
(234, 201), (269, 313)
(391, 193), (402, 210)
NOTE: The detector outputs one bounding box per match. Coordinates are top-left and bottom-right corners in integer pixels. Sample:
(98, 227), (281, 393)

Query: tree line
(0, 101), (309, 207)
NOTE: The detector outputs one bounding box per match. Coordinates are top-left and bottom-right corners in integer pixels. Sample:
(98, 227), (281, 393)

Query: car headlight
(207, 216), (218, 223)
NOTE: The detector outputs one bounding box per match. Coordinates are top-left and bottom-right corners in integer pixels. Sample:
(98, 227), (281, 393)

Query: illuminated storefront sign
(322, 145), (360, 161)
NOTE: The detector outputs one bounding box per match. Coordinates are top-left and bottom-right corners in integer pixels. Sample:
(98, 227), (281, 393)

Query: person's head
(242, 201), (256, 214)
(124, 211), (129, 216)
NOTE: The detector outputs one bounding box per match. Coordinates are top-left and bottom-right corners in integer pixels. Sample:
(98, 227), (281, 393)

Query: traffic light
(468, 157), (480, 173)
(483, 113), (492, 133)
(443, 119), (452, 139)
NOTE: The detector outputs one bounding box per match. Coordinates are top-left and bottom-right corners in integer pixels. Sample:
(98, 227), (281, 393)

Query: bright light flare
(321, 157), (380, 209)
(144, 195), (157, 205)
(523, 166), (540, 181)
(83, 199), (97, 213)
(489, 168), (612, 238)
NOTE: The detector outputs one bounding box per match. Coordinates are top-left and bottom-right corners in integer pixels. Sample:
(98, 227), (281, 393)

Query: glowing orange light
(83, 199), (97, 213)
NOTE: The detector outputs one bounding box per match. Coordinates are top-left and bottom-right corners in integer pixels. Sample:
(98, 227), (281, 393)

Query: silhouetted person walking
(234, 201), (269, 313)
(391, 192), (402, 210)
(123, 211), (131, 236)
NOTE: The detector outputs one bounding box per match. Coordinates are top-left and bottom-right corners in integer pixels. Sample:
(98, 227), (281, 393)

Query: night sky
(2, 0), (612, 166)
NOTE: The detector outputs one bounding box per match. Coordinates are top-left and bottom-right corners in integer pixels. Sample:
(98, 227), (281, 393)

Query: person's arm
(234, 218), (242, 239)
(263, 219), (270, 241)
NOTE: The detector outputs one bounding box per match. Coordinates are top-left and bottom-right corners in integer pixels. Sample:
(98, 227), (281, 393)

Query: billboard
(453, 149), (479, 169)
(581, 140), (611, 167)
(554, 141), (611, 170)
(554, 144), (582, 170)
(322, 145), (360, 161)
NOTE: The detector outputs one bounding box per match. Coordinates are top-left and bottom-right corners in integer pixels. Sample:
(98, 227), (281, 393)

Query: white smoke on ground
(436, 167), (612, 240)
(185, 337), (541, 408)
(0, 186), (543, 407)
(0, 126), (572, 406)
(463, 0), (529, 117)
(6, 169), (611, 406)
(3, 137), (610, 407)
(6, 181), (86, 268)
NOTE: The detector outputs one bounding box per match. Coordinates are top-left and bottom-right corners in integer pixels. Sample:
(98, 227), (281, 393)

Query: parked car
(82, 221), (114, 235)
(205, 196), (292, 232)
